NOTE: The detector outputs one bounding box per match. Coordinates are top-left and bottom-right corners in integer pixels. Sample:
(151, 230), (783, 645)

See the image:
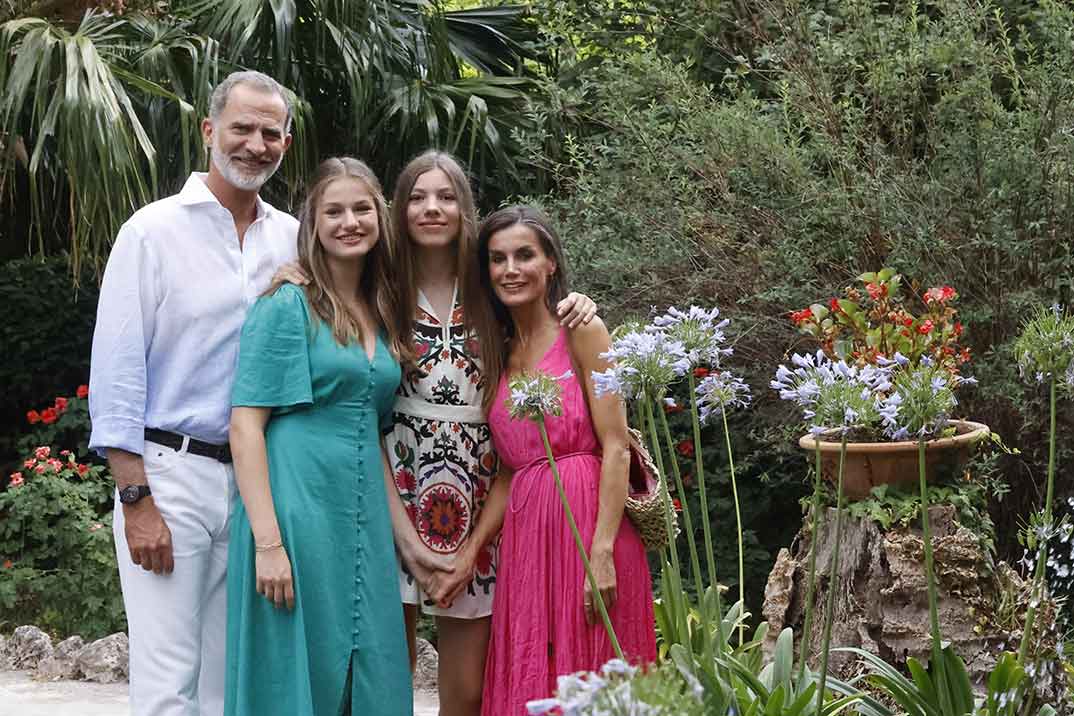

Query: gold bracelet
(255, 540), (283, 553)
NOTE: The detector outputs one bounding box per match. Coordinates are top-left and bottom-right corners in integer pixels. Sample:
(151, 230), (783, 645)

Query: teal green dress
(224, 284), (411, 716)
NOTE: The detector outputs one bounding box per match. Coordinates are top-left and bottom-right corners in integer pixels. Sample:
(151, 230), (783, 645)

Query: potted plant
(782, 269), (988, 499)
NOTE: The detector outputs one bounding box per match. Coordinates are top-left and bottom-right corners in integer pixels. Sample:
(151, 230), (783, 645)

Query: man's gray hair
(208, 71), (293, 132)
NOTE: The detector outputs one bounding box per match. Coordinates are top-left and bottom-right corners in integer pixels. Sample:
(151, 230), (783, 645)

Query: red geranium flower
(917, 320), (934, 335)
(76, 384), (89, 398)
(40, 407), (58, 425)
(924, 286), (957, 304)
(829, 297), (841, 312)
(27, 410), (41, 424)
(790, 308), (813, 325)
(693, 367), (709, 379)
(676, 440), (694, 458)
(76, 464), (89, 476)
(33, 464), (46, 474)
(54, 397), (68, 413)
(34, 446), (50, 460)
(8, 473), (23, 487)
(865, 282), (886, 300)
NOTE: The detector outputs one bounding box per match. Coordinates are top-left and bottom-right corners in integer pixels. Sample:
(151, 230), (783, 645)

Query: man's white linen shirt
(89, 173), (299, 455)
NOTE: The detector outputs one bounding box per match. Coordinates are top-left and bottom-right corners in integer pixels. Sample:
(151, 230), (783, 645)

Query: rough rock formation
(762, 505), (1050, 684)
(35, 635), (86, 681)
(413, 637), (439, 690)
(74, 633), (129, 684)
(10, 625), (53, 670)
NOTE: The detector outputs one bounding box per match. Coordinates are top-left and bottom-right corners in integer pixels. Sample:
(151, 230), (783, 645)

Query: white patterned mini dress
(385, 285), (498, 618)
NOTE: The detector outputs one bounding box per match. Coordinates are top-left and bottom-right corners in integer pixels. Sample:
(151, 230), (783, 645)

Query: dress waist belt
(514, 450), (602, 475)
(509, 450), (602, 514)
(393, 395), (485, 424)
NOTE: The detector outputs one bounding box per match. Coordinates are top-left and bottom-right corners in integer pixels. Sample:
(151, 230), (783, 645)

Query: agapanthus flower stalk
(648, 305), (734, 367)
(1014, 304), (1074, 662)
(696, 369), (752, 645)
(592, 330), (691, 402)
(506, 372), (624, 659)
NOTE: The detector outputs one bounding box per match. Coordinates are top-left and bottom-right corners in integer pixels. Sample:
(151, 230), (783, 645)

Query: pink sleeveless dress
(481, 329), (657, 715)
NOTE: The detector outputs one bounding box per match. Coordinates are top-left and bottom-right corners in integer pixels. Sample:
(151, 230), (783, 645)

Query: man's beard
(210, 141), (282, 191)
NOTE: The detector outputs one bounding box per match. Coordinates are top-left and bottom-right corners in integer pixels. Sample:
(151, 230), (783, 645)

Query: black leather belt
(144, 428), (232, 464)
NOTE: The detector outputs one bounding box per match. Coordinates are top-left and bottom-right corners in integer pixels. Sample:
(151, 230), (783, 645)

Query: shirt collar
(177, 172), (270, 221)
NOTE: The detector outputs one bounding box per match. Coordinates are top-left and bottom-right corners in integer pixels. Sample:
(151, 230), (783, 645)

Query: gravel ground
(0, 670), (439, 716)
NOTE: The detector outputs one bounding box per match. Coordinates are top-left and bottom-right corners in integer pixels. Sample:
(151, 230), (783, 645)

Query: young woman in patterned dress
(383, 151), (597, 716)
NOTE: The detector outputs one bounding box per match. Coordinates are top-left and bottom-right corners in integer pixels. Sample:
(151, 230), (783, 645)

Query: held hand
(123, 498), (174, 575)
(584, 547), (617, 625)
(269, 261), (310, 291)
(557, 292), (598, 328)
(432, 547), (477, 608)
(404, 545), (455, 602)
(255, 545), (295, 610)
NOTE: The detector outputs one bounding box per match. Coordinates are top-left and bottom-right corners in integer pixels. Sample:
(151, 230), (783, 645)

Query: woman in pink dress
(459, 205), (656, 714)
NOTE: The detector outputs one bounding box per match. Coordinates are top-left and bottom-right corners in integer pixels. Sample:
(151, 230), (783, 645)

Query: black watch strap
(119, 484), (152, 504)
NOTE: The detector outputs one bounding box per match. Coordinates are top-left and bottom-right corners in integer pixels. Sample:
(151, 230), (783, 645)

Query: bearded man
(89, 71), (299, 716)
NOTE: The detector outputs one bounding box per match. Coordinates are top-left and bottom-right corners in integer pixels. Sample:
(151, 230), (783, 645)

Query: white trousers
(113, 439), (236, 716)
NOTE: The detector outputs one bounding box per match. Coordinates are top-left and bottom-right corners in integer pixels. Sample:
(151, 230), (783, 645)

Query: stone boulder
(35, 635), (86, 681)
(10, 625), (53, 670)
(761, 505), (1054, 687)
(0, 633), (11, 670)
(75, 632), (129, 683)
(413, 637), (438, 690)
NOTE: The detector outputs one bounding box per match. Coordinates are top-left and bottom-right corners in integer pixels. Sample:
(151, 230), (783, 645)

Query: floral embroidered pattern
(417, 482), (470, 553)
(385, 292), (498, 612)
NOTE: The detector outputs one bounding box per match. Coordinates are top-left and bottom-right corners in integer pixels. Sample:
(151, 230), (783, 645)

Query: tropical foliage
(0, 0), (538, 272)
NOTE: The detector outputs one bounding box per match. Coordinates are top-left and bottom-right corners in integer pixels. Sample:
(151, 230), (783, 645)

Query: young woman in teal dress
(225, 158), (448, 716)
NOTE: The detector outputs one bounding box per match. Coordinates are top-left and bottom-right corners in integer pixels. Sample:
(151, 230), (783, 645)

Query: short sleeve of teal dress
(232, 285), (313, 411)
(224, 284), (412, 716)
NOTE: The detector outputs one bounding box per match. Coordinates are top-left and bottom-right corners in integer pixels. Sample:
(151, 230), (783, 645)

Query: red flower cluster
(865, 282), (887, 300)
(923, 286), (957, 304)
(917, 319), (934, 335)
(25, 386), (87, 425)
(676, 440), (695, 458)
(790, 308), (813, 325)
(693, 367), (710, 379)
(16, 446), (94, 483)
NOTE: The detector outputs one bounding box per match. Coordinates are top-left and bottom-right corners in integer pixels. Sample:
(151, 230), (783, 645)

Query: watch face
(120, 485), (148, 504)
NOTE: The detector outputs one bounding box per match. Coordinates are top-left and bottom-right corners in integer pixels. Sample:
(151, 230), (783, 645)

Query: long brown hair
(293, 157), (414, 363)
(471, 205), (570, 412)
(389, 150), (480, 334)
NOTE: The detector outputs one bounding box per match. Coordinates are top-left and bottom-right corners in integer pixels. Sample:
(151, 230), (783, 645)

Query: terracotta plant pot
(797, 420), (990, 500)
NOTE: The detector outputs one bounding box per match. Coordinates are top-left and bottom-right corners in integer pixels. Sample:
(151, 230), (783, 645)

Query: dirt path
(0, 670), (439, 715)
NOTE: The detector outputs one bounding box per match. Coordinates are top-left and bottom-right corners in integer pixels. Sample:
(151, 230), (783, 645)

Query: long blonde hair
(389, 151), (481, 334)
(294, 157), (414, 364)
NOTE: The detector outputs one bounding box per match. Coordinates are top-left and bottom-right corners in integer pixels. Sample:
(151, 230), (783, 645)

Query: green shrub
(0, 447), (123, 638)
(0, 256), (97, 471)
(518, 0), (1074, 608)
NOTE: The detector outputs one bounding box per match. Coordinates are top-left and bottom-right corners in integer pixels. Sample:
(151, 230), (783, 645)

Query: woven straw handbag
(624, 428), (679, 552)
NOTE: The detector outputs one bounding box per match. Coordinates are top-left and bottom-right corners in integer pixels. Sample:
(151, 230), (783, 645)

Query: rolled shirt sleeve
(88, 222), (158, 456)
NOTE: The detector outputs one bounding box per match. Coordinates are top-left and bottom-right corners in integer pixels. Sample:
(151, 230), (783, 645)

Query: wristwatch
(118, 484), (152, 505)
